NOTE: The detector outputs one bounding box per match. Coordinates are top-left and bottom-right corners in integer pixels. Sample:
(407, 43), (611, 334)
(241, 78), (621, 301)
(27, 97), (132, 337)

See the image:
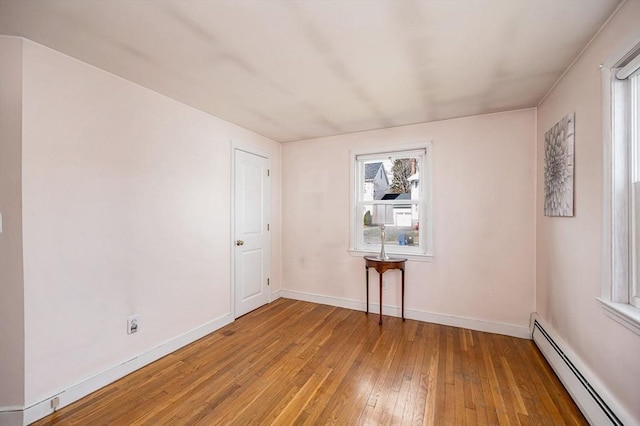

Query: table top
(364, 255), (407, 263)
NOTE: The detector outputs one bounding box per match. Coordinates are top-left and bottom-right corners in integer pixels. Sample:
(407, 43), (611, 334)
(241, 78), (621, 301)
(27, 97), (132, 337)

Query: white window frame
(631, 70), (640, 309)
(599, 37), (640, 335)
(349, 142), (433, 260)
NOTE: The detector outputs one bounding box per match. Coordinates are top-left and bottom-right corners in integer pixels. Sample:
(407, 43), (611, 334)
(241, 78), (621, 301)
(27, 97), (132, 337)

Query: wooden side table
(364, 256), (407, 324)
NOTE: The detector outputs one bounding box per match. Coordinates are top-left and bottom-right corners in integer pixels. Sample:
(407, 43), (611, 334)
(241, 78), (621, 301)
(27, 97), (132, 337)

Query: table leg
(379, 272), (383, 325)
(365, 266), (369, 315)
(401, 267), (405, 321)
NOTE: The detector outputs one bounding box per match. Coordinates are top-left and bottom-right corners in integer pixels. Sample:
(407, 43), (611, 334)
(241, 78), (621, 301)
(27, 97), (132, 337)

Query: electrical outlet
(383, 279), (388, 290)
(50, 396), (60, 410)
(127, 315), (140, 334)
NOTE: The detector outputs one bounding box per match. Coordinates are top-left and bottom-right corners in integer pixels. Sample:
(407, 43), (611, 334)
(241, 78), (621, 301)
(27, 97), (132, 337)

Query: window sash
(356, 149), (426, 161)
(357, 200), (420, 206)
(632, 73), (640, 183)
(615, 53), (640, 80)
(632, 180), (640, 308)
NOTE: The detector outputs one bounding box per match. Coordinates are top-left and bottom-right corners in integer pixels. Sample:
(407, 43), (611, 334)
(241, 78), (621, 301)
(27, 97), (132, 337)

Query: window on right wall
(600, 40), (640, 334)
(631, 65), (640, 309)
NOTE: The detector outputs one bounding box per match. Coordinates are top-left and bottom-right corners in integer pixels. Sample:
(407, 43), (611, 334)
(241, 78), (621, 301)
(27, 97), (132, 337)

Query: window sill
(597, 298), (640, 336)
(348, 249), (434, 262)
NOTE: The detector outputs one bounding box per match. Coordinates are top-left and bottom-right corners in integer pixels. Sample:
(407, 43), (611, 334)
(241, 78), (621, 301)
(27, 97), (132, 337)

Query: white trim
(271, 289), (283, 301)
(616, 54), (640, 80)
(17, 313), (233, 426)
(610, 66), (631, 303)
(424, 142), (434, 252)
(602, 60), (615, 300)
(230, 142), (270, 163)
(597, 297), (640, 336)
(602, 36), (640, 70)
(347, 249), (433, 262)
(356, 148), (427, 161)
(279, 289), (364, 312)
(530, 313), (634, 426)
(348, 142), (434, 159)
(407, 306), (529, 339)
(230, 142), (237, 320)
(279, 290), (529, 339)
(0, 410), (23, 426)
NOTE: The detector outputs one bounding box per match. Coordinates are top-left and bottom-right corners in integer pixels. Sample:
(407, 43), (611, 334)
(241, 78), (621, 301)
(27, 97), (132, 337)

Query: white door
(234, 149), (270, 318)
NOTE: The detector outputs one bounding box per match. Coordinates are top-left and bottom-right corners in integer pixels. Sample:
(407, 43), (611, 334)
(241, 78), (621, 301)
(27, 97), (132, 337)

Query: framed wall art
(544, 112), (575, 217)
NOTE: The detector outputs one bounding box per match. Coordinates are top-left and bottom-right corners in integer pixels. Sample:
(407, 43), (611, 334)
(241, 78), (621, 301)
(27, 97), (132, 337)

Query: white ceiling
(0, 0), (623, 142)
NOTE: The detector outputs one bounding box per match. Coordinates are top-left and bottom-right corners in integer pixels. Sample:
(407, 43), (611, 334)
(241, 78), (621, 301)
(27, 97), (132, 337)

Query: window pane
(633, 180), (639, 306)
(361, 157), (421, 201)
(361, 204), (419, 247)
(632, 73), (639, 182)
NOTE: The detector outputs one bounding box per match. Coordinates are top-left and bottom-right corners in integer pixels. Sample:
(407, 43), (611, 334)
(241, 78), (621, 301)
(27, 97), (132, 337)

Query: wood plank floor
(33, 299), (586, 425)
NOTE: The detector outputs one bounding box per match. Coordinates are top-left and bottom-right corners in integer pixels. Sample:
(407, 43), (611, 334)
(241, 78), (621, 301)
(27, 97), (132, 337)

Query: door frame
(230, 141), (272, 319)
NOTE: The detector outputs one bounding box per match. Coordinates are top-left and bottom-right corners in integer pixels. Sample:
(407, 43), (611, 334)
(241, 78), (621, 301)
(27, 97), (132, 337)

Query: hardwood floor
(33, 299), (586, 425)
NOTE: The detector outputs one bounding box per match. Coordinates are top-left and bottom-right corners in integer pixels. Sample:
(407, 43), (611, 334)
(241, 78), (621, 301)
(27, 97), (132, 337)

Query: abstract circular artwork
(544, 113), (575, 217)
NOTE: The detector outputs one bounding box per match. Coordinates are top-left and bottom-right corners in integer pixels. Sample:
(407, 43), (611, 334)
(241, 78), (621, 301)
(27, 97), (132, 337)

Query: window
(350, 144), (433, 257)
(600, 40), (640, 334)
(630, 66), (640, 308)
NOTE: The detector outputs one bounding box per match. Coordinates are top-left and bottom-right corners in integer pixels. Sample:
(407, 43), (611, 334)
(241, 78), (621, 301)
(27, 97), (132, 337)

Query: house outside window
(350, 144), (433, 258)
(363, 162), (389, 202)
(599, 40), (640, 334)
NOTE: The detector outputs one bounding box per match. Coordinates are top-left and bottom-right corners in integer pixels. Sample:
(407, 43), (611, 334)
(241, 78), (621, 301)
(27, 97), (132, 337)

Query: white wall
(282, 109), (536, 332)
(0, 37), (26, 413)
(10, 37), (281, 407)
(536, 0), (640, 422)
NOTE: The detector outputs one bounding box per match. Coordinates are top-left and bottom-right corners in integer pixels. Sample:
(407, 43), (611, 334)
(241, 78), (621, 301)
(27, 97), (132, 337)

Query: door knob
(236, 240), (244, 246)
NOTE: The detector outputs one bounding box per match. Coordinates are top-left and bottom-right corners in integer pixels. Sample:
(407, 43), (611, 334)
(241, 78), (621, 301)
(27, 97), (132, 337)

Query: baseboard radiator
(532, 319), (623, 425)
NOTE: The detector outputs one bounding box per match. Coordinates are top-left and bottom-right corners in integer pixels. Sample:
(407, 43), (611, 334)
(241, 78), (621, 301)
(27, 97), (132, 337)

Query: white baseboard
(406, 306), (530, 339)
(270, 289), (282, 301)
(531, 313), (634, 426)
(0, 408), (23, 426)
(279, 289), (363, 312)
(279, 289), (530, 339)
(7, 313), (234, 426)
